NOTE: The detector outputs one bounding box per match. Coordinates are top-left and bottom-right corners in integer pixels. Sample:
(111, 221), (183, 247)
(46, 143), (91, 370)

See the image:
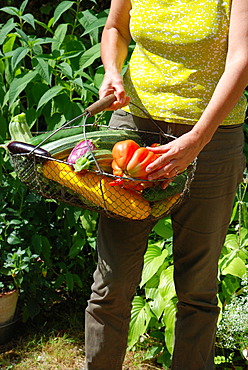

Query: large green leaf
(53, 1), (75, 25)
(9, 70), (38, 106)
(153, 216), (173, 239)
(52, 23), (68, 52)
(11, 46), (29, 70)
(82, 16), (108, 37)
(158, 265), (176, 302)
(79, 43), (101, 70)
(0, 18), (16, 45)
(140, 243), (168, 287)
(34, 57), (52, 85)
(128, 296), (152, 347)
(37, 85), (65, 110)
(162, 298), (178, 354)
(221, 257), (247, 278)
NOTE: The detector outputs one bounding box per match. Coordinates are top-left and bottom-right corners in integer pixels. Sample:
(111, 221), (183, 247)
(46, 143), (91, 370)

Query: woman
(85, 1), (248, 369)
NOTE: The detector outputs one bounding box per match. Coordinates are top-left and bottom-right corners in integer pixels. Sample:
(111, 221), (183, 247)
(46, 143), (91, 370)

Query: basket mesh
(9, 126), (196, 221)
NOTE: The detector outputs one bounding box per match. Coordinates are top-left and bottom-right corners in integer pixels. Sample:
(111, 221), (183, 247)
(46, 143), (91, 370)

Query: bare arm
(147, 0), (248, 179)
(99, 0), (132, 110)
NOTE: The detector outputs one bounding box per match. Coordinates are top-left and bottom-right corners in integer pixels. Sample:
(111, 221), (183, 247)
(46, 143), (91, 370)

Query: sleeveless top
(122, 0), (247, 125)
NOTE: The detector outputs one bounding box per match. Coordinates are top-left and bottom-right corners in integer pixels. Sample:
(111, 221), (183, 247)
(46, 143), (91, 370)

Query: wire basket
(9, 96), (197, 221)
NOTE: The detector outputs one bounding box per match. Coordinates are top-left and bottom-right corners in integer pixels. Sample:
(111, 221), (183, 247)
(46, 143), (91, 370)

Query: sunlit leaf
(128, 296), (152, 347)
(53, 1), (75, 25)
(222, 257), (247, 278)
(37, 85), (65, 110)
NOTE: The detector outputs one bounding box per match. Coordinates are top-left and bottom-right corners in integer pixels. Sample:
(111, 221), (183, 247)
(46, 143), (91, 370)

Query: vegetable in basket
(67, 139), (97, 164)
(42, 160), (151, 220)
(111, 139), (159, 179)
(73, 149), (113, 174)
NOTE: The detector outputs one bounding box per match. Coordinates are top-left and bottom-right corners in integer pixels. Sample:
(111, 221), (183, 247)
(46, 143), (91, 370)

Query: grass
(0, 297), (163, 370)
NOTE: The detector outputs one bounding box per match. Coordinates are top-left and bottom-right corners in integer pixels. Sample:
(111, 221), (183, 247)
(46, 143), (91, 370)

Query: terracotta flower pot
(0, 289), (19, 325)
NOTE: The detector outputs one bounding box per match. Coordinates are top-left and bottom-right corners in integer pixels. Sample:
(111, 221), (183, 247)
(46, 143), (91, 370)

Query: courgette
(9, 113), (33, 142)
(42, 129), (143, 157)
(42, 160), (151, 220)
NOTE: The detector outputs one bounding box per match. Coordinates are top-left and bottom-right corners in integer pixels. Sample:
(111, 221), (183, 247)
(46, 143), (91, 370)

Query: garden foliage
(0, 1), (247, 368)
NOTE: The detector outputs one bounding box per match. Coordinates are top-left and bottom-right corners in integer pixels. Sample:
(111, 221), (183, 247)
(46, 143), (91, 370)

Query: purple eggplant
(7, 141), (51, 157)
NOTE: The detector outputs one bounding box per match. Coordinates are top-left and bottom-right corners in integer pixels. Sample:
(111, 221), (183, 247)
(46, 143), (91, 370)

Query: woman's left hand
(146, 130), (204, 180)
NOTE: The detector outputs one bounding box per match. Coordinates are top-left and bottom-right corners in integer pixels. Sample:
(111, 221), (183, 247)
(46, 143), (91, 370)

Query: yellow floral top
(123, 0), (247, 125)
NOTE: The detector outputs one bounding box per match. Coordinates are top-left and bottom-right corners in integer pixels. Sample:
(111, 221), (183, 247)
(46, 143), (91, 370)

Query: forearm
(101, 27), (130, 74)
(191, 58), (248, 149)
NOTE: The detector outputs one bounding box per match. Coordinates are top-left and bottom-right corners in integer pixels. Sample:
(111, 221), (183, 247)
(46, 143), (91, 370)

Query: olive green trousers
(85, 111), (245, 370)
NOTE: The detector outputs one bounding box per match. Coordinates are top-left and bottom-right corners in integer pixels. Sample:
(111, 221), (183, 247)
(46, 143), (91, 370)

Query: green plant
(216, 275), (248, 360)
(0, 0), (109, 141)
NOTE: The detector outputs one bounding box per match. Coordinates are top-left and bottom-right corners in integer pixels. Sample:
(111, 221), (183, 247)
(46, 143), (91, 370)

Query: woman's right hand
(99, 70), (131, 110)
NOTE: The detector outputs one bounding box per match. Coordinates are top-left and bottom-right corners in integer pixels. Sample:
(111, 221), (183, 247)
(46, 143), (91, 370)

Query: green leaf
(221, 257), (247, 278)
(9, 70), (38, 106)
(52, 23), (68, 52)
(149, 291), (166, 320)
(37, 85), (65, 110)
(66, 271), (74, 291)
(34, 20), (53, 35)
(140, 244), (168, 287)
(162, 298), (177, 354)
(34, 57), (52, 85)
(7, 232), (22, 245)
(69, 239), (85, 258)
(57, 61), (73, 78)
(159, 265), (176, 301)
(0, 6), (20, 17)
(12, 46), (29, 70)
(53, 1), (75, 25)
(82, 17), (108, 36)
(21, 13), (35, 29)
(153, 216), (173, 239)
(79, 43), (100, 70)
(2, 33), (17, 53)
(128, 296), (152, 347)
(20, 0), (28, 14)
(0, 18), (16, 45)
(15, 28), (29, 44)
(41, 236), (51, 265)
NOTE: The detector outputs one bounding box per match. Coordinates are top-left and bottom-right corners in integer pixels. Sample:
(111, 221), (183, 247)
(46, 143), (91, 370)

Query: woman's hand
(99, 70), (131, 110)
(146, 130), (204, 180)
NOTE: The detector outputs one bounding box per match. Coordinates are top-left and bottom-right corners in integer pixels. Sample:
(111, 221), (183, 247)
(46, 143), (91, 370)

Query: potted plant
(0, 247), (29, 344)
(0, 274), (19, 344)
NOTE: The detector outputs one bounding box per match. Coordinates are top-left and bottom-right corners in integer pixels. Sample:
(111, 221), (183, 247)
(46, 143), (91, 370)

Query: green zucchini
(142, 173), (187, 201)
(30, 126), (84, 146)
(41, 129), (143, 157)
(9, 113), (33, 142)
